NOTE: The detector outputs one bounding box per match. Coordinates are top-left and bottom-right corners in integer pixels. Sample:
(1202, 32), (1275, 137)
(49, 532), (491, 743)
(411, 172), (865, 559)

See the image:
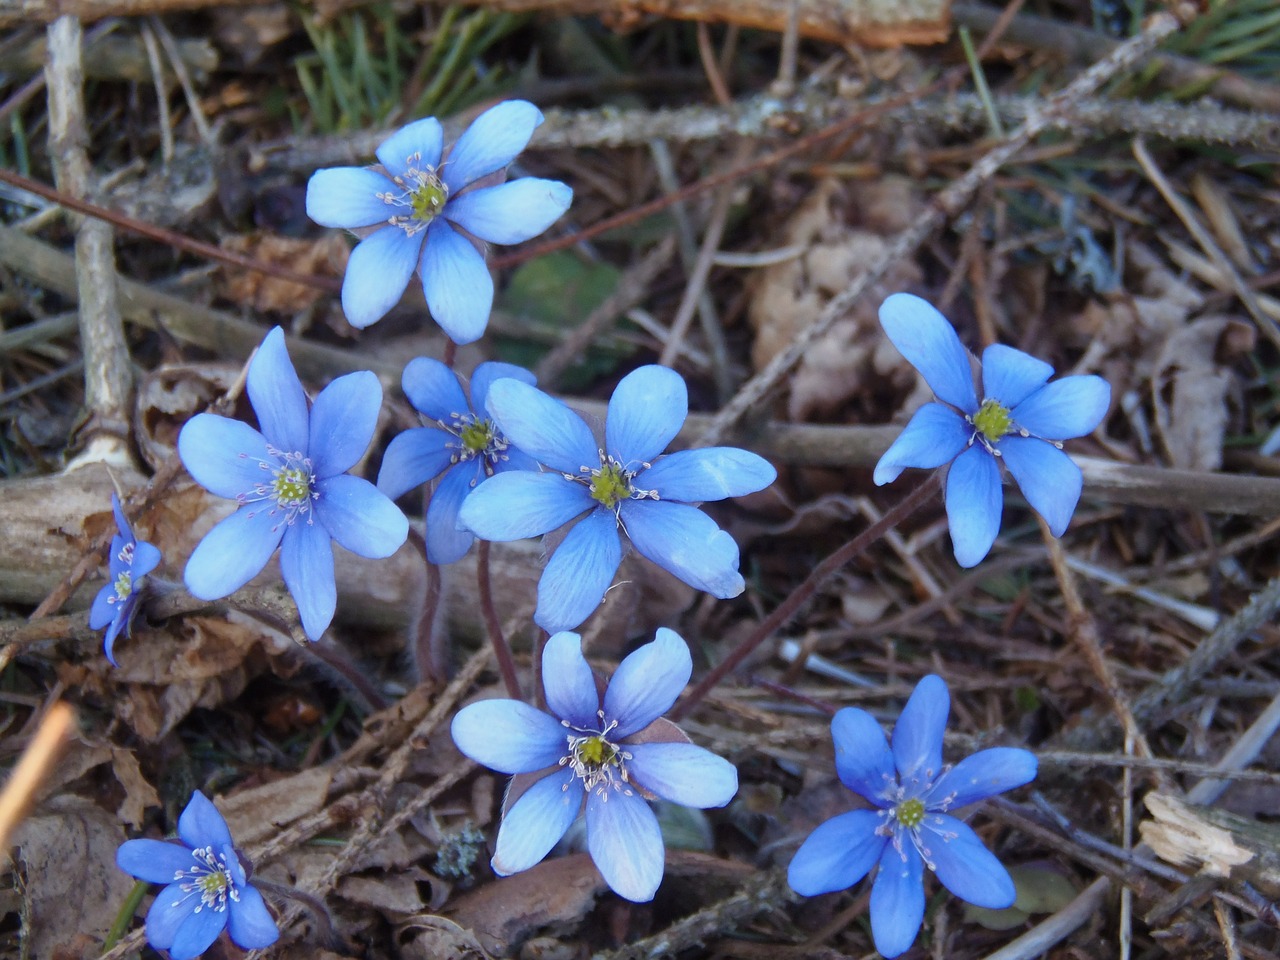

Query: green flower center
(971, 398), (1013, 443)
(590, 462), (632, 509)
(198, 868), (229, 902)
(112, 571), (133, 602)
(273, 466), (312, 507)
(894, 797), (926, 829)
(459, 419), (496, 456)
(410, 174), (449, 223)
(572, 735), (620, 769)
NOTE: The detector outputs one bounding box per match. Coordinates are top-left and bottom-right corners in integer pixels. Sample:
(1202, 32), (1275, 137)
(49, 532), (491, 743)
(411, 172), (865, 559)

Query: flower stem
(407, 524), (447, 685)
(670, 472), (944, 721)
(477, 540), (521, 699)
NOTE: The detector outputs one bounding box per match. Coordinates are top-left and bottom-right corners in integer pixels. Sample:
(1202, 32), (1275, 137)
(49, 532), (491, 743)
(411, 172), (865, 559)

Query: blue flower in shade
(456, 366), (777, 633)
(788, 675), (1037, 958)
(90, 494), (162, 666)
(178, 327), (409, 640)
(306, 100), (573, 342)
(874, 293), (1110, 567)
(116, 790), (279, 960)
(451, 628), (737, 902)
(377, 359), (538, 564)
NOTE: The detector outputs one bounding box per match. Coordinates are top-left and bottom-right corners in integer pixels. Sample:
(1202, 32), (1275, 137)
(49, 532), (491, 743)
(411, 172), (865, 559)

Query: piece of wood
(1141, 792), (1280, 899)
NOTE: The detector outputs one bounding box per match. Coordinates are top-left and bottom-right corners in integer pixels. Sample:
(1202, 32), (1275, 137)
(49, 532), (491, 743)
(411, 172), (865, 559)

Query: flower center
(970, 398), (1013, 444)
(589, 461), (632, 509)
(460, 419), (496, 457)
(894, 797), (926, 829)
(273, 465), (312, 507)
(240, 447), (318, 527)
(110, 571), (133, 604)
(441, 412), (511, 477)
(377, 155), (450, 237)
(410, 175), (448, 222)
(176, 845), (240, 913)
(561, 716), (632, 796)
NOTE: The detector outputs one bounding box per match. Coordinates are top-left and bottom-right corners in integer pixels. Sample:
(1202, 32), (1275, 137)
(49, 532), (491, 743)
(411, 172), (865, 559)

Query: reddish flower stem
(478, 540), (522, 699)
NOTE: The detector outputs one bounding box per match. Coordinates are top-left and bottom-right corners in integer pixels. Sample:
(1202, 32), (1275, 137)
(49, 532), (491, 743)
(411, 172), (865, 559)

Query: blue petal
(605, 366), (687, 466)
(458, 471), (591, 540)
(178, 414), (271, 499)
(929, 748), (1037, 810)
(879, 293), (978, 414)
(586, 787), (664, 902)
(376, 116), (444, 179)
(1012, 375), (1111, 440)
(446, 179), (572, 244)
(485, 378), (598, 474)
(102, 609), (130, 666)
(132, 541), (162, 579)
(892, 675), (949, 787)
(492, 767), (584, 875)
(144, 882), (195, 950)
(638, 448), (776, 502)
(420, 219), (492, 345)
(89, 585), (116, 631)
(177, 790), (233, 849)
(116, 839), (195, 884)
(226, 884), (279, 951)
(402, 356), (468, 420)
(869, 839), (926, 959)
(246, 327), (309, 455)
(626, 742), (737, 807)
(305, 167), (396, 228)
(945, 444), (1003, 567)
(342, 225), (422, 329)
(535, 509), (622, 634)
(787, 810), (886, 896)
(620, 500), (743, 599)
(924, 813), (1016, 908)
(999, 436), (1082, 538)
(376, 427), (454, 501)
(110, 494), (133, 542)
(425, 464), (478, 564)
(168, 898), (228, 960)
(451, 699), (567, 773)
(184, 507), (283, 601)
(603, 627), (691, 739)
(307, 371), (380, 478)
(541, 631), (600, 729)
(873, 404), (971, 486)
(314, 474), (409, 558)
(280, 520), (337, 641)
(831, 708), (896, 806)
(443, 100), (543, 193)
(470, 360), (537, 414)
(980, 344), (1053, 408)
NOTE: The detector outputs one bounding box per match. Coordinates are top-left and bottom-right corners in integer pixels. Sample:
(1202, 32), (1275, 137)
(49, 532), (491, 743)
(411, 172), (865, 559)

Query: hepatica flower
(116, 790), (278, 960)
(90, 494), (161, 666)
(306, 100), (572, 342)
(788, 675), (1037, 958)
(377, 358), (538, 564)
(457, 366), (776, 633)
(875, 293), (1110, 566)
(178, 327), (408, 640)
(451, 628), (737, 901)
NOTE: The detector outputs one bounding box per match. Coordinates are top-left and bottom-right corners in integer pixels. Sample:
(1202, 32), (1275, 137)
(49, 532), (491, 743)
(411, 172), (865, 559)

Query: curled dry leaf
(219, 232), (349, 314)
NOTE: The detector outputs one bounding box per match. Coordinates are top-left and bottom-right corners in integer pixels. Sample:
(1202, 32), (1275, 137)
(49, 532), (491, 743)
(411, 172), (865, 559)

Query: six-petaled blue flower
(306, 100), (573, 342)
(874, 293), (1110, 567)
(90, 494), (162, 666)
(178, 327), (409, 640)
(788, 674), (1037, 958)
(377, 359), (539, 564)
(116, 790), (279, 960)
(457, 365), (777, 633)
(451, 628), (737, 902)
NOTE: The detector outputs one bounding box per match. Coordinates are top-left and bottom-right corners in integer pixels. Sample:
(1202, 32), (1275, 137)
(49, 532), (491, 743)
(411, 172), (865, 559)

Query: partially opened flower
(788, 675), (1037, 958)
(90, 494), (162, 665)
(306, 100), (573, 342)
(457, 366), (777, 632)
(116, 790), (279, 960)
(874, 293), (1110, 566)
(451, 628), (737, 901)
(178, 327), (409, 640)
(377, 358), (538, 564)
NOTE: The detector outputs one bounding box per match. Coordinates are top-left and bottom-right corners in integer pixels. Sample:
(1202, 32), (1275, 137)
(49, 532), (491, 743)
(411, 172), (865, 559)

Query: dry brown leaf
(397, 915), (491, 960)
(111, 747), (161, 828)
(1151, 315), (1247, 471)
(220, 232), (349, 314)
(217, 767), (333, 847)
(339, 870), (430, 916)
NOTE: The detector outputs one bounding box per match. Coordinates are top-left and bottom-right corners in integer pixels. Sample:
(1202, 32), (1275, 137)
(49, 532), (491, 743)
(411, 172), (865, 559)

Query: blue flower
(178, 327), (409, 640)
(377, 359), (539, 564)
(874, 293), (1110, 567)
(306, 100), (573, 342)
(788, 675), (1037, 958)
(116, 790), (279, 960)
(89, 494), (162, 666)
(451, 628), (737, 902)
(456, 366), (777, 633)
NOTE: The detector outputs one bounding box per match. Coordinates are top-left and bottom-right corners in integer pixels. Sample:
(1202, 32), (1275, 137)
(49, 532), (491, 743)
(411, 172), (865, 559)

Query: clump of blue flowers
(451, 628), (737, 902)
(457, 365), (777, 632)
(788, 675), (1037, 958)
(874, 293), (1110, 566)
(306, 100), (573, 342)
(116, 790), (279, 960)
(377, 359), (538, 564)
(90, 494), (162, 666)
(178, 327), (409, 640)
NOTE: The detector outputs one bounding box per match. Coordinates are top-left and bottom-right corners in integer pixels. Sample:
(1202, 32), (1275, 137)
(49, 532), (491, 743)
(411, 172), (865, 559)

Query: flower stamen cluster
(177, 845), (240, 913)
(444, 412), (511, 475)
(376, 153), (450, 237)
(560, 714), (633, 797)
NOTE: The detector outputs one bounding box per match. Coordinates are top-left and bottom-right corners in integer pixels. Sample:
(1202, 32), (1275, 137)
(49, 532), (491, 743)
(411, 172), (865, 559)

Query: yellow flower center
(895, 797), (926, 829)
(112, 571), (133, 602)
(410, 174), (448, 223)
(273, 466), (312, 507)
(589, 463), (632, 509)
(460, 419), (496, 456)
(971, 398), (1013, 443)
